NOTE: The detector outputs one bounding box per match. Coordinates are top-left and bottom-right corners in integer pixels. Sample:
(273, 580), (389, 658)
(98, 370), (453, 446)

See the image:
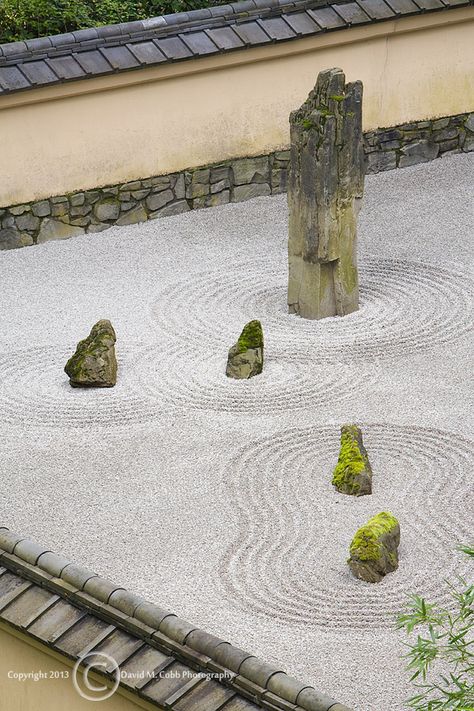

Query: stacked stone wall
(1, 111), (472, 250)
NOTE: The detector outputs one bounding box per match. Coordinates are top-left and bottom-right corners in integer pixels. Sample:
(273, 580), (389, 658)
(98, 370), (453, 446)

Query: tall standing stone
(288, 68), (365, 319)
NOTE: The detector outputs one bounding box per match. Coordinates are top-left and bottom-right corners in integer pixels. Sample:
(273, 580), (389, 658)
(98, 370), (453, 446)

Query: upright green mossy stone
(226, 320), (264, 380)
(332, 424), (372, 496)
(65, 319), (117, 388)
(348, 511), (400, 583)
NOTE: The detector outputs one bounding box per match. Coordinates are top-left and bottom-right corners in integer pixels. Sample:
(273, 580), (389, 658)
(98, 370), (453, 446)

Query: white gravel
(1, 152), (474, 711)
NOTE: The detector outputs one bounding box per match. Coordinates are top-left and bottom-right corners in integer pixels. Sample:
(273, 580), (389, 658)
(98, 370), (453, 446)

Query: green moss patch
(350, 512), (399, 562)
(332, 424), (367, 494)
(236, 320), (264, 353)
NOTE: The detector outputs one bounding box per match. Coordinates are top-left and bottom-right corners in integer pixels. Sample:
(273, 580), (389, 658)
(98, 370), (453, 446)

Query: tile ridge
(0, 527), (353, 711)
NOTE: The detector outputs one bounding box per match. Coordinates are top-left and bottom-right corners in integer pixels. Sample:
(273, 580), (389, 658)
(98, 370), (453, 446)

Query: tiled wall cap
(267, 672), (313, 704)
(60, 563), (98, 589)
(134, 601), (175, 629)
(36, 551), (72, 577)
(184, 628), (228, 656)
(107, 588), (147, 616)
(0, 530), (28, 554)
(13, 539), (52, 566)
(142, 17), (168, 29)
(239, 657), (284, 688)
(159, 614), (198, 644)
(82, 576), (124, 603)
(213, 642), (256, 672)
(296, 688), (340, 711)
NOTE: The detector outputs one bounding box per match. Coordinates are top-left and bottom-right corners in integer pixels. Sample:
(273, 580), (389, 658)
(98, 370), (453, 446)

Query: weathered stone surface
(174, 174), (185, 199)
(37, 219), (84, 243)
(9, 204), (29, 216)
(288, 68), (364, 320)
(207, 190), (230, 206)
(332, 425), (372, 496)
(116, 205), (148, 225)
(462, 134), (474, 152)
(226, 320), (264, 380)
(31, 200), (51, 217)
(399, 140), (439, 168)
(232, 183), (271, 202)
(70, 193), (85, 207)
(211, 179), (230, 194)
(232, 157), (269, 185)
(130, 189), (150, 200)
(0, 228), (33, 250)
(70, 204), (92, 217)
(271, 168), (288, 194)
(87, 222), (110, 233)
(438, 139), (459, 154)
(348, 512), (400, 583)
(65, 320), (117, 388)
(367, 150), (397, 174)
(93, 198), (120, 222)
(186, 182), (209, 199)
(16, 213), (39, 231)
(146, 189), (174, 211)
(433, 127), (458, 142)
(157, 200), (190, 217)
(84, 190), (100, 203)
(432, 117), (450, 130)
(465, 113), (474, 133)
(210, 165), (230, 183)
(51, 203), (69, 217)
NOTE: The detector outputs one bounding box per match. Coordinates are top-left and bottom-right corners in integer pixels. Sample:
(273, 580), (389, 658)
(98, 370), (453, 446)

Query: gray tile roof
(0, 0), (471, 96)
(0, 526), (351, 711)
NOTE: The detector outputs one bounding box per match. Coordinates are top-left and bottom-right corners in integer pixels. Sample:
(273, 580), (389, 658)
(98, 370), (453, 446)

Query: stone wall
(1, 111), (473, 251)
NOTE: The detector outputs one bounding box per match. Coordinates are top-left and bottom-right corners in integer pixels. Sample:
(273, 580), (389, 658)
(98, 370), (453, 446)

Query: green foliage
(397, 545), (474, 710)
(0, 0), (227, 44)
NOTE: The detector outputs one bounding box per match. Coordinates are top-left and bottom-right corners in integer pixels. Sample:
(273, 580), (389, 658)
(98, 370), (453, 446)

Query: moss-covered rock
(332, 424), (372, 496)
(226, 320), (264, 380)
(65, 319), (117, 388)
(348, 511), (400, 583)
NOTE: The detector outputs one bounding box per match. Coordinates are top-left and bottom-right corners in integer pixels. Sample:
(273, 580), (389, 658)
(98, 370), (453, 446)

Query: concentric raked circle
(0, 345), (166, 428)
(218, 424), (474, 629)
(149, 259), (474, 363)
(137, 344), (370, 414)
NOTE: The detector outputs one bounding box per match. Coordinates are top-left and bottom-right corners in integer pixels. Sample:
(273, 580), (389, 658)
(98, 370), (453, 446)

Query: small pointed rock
(226, 320), (264, 380)
(348, 511), (400, 583)
(332, 424), (372, 496)
(65, 320), (117, 388)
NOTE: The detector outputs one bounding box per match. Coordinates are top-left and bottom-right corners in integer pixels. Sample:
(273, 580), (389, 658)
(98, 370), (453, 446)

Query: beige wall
(1, 6), (473, 207)
(0, 625), (157, 711)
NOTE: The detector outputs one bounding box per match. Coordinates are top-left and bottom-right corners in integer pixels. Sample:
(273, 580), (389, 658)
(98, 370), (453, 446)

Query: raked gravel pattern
(0, 153), (473, 711)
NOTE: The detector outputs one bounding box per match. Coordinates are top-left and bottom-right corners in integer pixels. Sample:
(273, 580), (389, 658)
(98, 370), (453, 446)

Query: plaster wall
(0, 625), (156, 711)
(0, 6), (473, 206)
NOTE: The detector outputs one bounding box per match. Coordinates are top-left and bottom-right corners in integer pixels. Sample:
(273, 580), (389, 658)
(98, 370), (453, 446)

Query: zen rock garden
(60, 68), (404, 585)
